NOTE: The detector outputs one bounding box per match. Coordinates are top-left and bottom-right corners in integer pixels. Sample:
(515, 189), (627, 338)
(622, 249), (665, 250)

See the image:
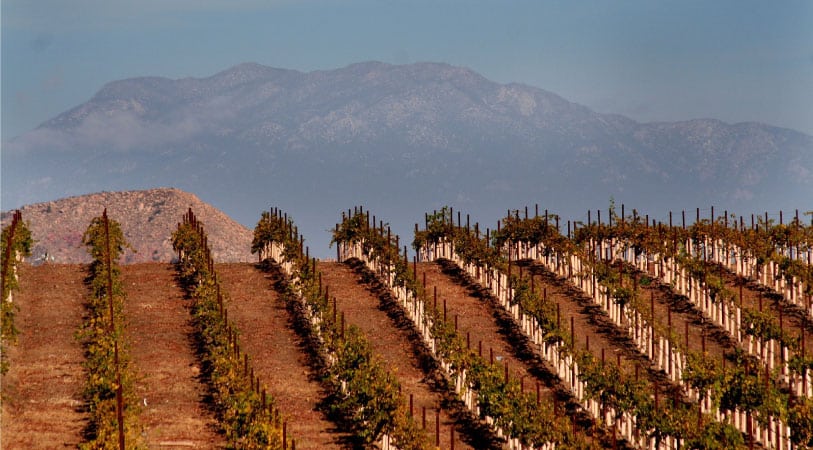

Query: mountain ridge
(2, 61), (810, 256)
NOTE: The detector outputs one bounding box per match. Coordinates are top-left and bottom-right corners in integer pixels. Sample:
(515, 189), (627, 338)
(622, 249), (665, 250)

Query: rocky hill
(1, 188), (254, 264)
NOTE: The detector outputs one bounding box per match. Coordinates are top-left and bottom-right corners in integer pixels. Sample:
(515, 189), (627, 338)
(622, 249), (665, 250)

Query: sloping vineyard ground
(1, 264), (86, 448)
(319, 261), (489, 450)
(215, 262), (345, 449)
(121, 263), (224, 448)
(617, 262), (731, 362)
(416, 261), (613, 446)
(710, 264), (813, 357)
(517, 263), (654, 381)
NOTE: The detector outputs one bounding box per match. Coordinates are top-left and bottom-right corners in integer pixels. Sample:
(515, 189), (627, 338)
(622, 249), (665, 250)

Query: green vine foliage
(567, 208), (807, 445)
(492, 212), (570, 256)
(789, 397), (813, 447)
(77, 212), (143, 449)
(330, 209), (589, 448)
(327, 325), (401, 445)
(716, 352), (787, 426)
(684, 419), (745, 449)
(333, 210), (419, 293)
(741, 308), (798, 351)
(252, 211), (302, 263)
(414, 207), (504, 269)
(452, 210), (755, 447)
(172, 221), (210, 287)
(173, 211), (284, 449)
(1, 212), (33, 375)
(683, 353), (724, 401)
(254, 209), (430, 449)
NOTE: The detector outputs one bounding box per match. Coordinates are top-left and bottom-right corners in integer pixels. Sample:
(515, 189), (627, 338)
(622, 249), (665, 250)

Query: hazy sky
(3, 0), (813, 139)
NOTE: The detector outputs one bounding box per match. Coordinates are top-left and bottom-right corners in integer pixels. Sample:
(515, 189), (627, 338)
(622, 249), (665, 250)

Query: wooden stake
(435, 409), (440, 447)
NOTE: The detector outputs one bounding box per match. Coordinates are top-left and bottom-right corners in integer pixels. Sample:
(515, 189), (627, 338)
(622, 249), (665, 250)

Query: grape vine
(336, 208), (574, 449)
(252, 209), (430, 449)
(1, 210), (33, 376)
(77, 210), (142, 449)
(415, 208), (750, 449)
(173, 209), (286, 449)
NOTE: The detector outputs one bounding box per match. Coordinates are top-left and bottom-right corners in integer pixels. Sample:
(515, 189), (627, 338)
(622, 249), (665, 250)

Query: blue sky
(3, 0), (813, 139)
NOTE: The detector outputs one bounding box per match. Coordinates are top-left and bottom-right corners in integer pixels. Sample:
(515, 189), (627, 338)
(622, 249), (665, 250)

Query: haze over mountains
(3, 61), (811, 254)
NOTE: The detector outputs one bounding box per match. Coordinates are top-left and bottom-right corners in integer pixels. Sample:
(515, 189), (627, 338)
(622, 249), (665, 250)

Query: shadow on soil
(433, 259), (622, 449)
(257, 259), (359, 449)
(173, 264), (234, 444)
(345, 257), (513, 450)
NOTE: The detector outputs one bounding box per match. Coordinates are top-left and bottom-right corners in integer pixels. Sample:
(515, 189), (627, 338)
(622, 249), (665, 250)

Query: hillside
(0, 188), (253, 264)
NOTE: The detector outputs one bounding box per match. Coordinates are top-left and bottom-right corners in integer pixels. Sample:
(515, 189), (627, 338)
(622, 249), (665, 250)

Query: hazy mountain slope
(0, 188), (253, 264)
(3, 61), (811, 254)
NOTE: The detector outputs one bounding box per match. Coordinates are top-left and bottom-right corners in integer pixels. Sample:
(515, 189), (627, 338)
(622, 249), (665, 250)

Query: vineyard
(1, 203), (812, 449)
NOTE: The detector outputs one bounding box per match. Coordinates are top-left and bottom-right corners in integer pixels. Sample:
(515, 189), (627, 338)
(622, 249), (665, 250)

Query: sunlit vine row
(78, 211), (143, 449)
(417, 208), (749, 449)
(335, 208), (579, 449)
(0, 210), (32, 376)
(173, 209), (285, 449)
(252, 209), (429, 449)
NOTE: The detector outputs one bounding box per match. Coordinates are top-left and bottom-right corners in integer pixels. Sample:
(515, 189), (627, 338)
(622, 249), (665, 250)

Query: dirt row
(216, 263), (343, 449)
(1, 264), (87, 449)
(706, 262), (813, 357)
(6, 256), (658, 449)
(2, 263), (342, 449)
(416, 261), (607, 443)
(121, 264), (223, 448)
(319, 261), (483, 450)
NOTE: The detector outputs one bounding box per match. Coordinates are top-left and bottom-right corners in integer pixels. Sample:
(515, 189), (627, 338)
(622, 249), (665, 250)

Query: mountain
(2, 62), (811, 254)
(0, 188), (253, 264)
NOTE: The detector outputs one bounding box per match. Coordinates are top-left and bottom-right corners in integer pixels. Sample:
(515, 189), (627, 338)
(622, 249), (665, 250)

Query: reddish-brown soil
(121, 263), (224, 448)
(620, 262), (730, 362)
(708, 262), (813, 358)
(516, 262), (651, 378)
(215, 263), (344, 449)
(319, 261), (486, 450)
(420, 261), (631, 447)
(417, 262), (557, 399)
(1, 264), (87, 449)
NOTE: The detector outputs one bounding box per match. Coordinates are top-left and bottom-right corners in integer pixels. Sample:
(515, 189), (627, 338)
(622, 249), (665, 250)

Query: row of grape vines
(251, 208), (431, 450)
(404, 209), (809, 448)
(412, 208), (714, 449)
(452, 205), (813, 449)
(173, 209), (294, 448)
(0, 210), (32, 376)
(333, 207), (605, 450)
(77, 209), (141, 448)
